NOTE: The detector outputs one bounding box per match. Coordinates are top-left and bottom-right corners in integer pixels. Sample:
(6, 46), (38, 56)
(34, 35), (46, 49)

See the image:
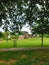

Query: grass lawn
(0, 37), (49, 48)
(0, 49), (49, 65)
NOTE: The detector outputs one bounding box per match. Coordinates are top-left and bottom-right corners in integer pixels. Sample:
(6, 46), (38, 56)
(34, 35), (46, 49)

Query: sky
(0, 27), (4, 32)
(21, 23), (31, 34)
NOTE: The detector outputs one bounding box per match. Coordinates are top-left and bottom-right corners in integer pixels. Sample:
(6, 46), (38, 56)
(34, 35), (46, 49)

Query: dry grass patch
(21, 54), (27, 58)
(0, 59), (16, 65)
(0, 39), (3, 43)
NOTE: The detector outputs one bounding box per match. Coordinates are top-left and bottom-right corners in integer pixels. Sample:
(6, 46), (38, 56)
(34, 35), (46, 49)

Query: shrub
(0, 32), (4, 38)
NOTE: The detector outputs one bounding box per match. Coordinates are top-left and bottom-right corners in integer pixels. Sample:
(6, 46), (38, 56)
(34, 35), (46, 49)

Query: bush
(0, 32), (4, 38)
(44, 34), (49, 38)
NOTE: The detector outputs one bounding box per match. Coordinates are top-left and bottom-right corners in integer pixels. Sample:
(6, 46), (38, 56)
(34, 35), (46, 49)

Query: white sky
(0, 27), (4, 32)
(21, 23), (31, 34)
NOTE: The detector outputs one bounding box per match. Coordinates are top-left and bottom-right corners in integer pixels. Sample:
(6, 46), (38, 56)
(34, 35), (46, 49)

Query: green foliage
(0, 0), (49, 33)
(44, 34), (49, 38)
(18, 31), (25, 35)
(0, 32), (4, 38)
(10, 32), (15, 35)
(11, 35), (18, 40)
(3, 32), (9, 40)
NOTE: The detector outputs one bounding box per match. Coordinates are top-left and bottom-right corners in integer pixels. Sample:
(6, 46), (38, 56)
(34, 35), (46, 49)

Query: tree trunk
(13, 39), (16, 47)
(41, 33), (43, 46)
(6, 31), (8, 43)
(13, 38), (18, 47)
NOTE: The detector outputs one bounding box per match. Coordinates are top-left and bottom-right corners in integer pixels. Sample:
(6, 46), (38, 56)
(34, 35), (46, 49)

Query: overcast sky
(21, 23), (31, 34)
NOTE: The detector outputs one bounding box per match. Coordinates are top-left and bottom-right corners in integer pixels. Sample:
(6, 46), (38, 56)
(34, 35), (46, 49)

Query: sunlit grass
(0, 37), (49, 48)
(43, 37), (49, 46)
(17, 37), (41, 47)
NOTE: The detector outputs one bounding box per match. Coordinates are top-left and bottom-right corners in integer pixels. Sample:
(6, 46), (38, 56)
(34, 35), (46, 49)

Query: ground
(0, 49), (49, 65)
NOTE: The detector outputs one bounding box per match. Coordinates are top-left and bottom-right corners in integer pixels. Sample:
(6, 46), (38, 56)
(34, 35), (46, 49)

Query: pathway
(0, 47), (49, 51)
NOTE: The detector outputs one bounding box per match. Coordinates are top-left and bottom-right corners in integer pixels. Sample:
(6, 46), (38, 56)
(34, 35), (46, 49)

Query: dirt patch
(0, 39), (3, 43)
(0, 59), (16, 65)
(21, 54), (27, 58)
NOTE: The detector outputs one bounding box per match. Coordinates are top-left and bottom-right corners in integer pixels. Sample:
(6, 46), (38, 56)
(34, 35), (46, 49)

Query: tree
(0, 2), (10, 41)
(0, 0), (24, 45)
(21, 0), (49, 46)
(32, 0), (49, 46)
(0, 32), (4, 38)
(1, 0), (49, 47)
(8, 1), (25, 47)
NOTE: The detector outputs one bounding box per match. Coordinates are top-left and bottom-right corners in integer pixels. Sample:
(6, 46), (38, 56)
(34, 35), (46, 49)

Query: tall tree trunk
(5, 31), (8, 43)
(41, 32), (43, 46)
(13, 39), (17, 47)
(13, 32), (18, 47)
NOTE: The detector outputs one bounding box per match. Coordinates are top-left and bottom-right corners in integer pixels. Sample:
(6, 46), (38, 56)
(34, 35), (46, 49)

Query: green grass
(17, 37), (41, 47)
(0, 40), (14, 48)
(0, 37), (49, 48)
(0, 50), (49, 65)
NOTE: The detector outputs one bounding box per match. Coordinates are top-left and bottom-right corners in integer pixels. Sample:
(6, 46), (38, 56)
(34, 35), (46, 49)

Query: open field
(0, 49), (49, 65)
(0, 37), (49, 48)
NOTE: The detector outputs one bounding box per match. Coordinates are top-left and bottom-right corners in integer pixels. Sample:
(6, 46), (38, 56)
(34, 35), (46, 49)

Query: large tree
(0, 0), (25, 46)
(32, 0), (49, 46)
(0, 0), (25, 33)
(21, 0), (49, 46)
